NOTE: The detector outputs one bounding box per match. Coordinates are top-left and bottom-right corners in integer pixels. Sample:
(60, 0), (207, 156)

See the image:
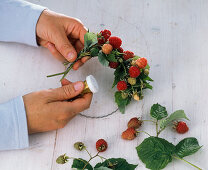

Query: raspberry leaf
(175, 137), (202, 158)
(94, 158), (138, 170)
(106, 54), (117, 62)
(112, 65), (126, 88)
(94, 167), (111, 170)
(115, 91), (131, 113)
(136, 137), (175, 170)
(160, 110), (189, 129)
(98, 51), (109, 67)
(71, 158), (93, 170)
(150, 103), (168, 120)
(84, 32), (98, 50)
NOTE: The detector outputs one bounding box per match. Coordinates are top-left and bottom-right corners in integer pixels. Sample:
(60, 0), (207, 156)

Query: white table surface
(0, 0), (207, 169)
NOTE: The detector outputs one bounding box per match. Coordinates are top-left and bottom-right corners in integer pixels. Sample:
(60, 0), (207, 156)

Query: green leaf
(71, 158), (93, 170)
(112, 65), (125, 88)
(94, 158), (138, 170)
(94, 167), (111, 170)
(106, 54), (117, 62)
(84, 32), (98, 49)
(175, 137), (202, 158)
(133, 55), (140, 60)
(150, 103), (168, 120)
(160, 110), (189, 129)
(98, 51), (109, 67)
(56, 153), (69, 164)
(115, 91), (131, 114)
(136, 137), (175, 170)
(90, 47), (99, 57)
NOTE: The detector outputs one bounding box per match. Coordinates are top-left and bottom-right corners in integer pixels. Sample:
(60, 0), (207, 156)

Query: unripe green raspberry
(74, 142), (85, 151)
(128, 77), (136, 85)
(121, 92), (128, 99)
(144, 69), (149, 75)
(118, 58), (123, 63)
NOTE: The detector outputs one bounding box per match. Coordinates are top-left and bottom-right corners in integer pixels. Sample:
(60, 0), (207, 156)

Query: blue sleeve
(0, 96), (29, 151)
(0, 0), (46, 46)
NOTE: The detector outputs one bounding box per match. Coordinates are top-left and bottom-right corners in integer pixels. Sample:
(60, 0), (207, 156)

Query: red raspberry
(123, 51), (134, 60)
(97, 29), (111, 44)
(109, 62), (119, 69)
(102, 29), (111, 40)
(96, 139), (108, 152)
(129, 66), (141, 78)
(109, 36), (122, 49)
(122, 128), (137, 140)
(136, 57), (147, 69)
(175, 121), (189, 134)
(117, 47), (124, 53)
(117, 81), (127, 91)
(128, 117), (142, 129)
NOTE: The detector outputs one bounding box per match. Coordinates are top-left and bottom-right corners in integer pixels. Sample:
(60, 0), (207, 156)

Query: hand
(23, 79), (92, 134)
(36, 10), (89, 70)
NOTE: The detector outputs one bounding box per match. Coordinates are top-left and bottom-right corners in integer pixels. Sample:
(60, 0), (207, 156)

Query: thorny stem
(173, 156), (202, 170)
(137, 131), (151, 137)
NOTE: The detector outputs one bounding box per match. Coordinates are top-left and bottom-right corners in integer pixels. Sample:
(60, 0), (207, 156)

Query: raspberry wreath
(47, 30), (153, 113)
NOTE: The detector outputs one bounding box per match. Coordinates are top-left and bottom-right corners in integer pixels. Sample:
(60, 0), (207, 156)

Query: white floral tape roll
(86, 75), (99, 93)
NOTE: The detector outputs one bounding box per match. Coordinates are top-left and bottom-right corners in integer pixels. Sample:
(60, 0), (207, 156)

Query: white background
(0, 0), (207, 169)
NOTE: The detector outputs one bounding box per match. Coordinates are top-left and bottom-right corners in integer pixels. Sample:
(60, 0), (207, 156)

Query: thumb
(53, 30), (77, 62)
(48, 81), (84, 101)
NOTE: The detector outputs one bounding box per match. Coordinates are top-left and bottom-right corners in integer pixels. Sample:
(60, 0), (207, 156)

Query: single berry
(121, 92), (128, 99)
(117, 81), (127, 91)
(96, 139), (108, 152)
(136, 57), (147, 69)
(56, 154), (69, 164)
(128, 117), (142, 129)
(102, 44), (113, 54)
(74, 142), (85, 151)
(144, 69), (149, 75)
(101, 29), (111, 40)
(109, 62), (119, 69)
(175, 121), (189, 134)
(129, 66), (141, 78)
(133, 93), (140, 101)
(109, 36), (122, 49)
(128, 77), (136, 85)
(117, 47), (124, 53)
(122, 127), (137, 140)
(97, 29), (111, 44)
(123, 51), (134, 60)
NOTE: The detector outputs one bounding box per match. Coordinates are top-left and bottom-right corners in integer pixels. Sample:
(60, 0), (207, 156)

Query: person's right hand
(23, 79), (92, 134)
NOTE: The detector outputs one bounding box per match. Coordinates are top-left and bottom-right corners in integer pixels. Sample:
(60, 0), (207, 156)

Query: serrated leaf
(112, 65), (125, 88)
(71, 158), (93, 170)
(150, 103), (168, 120)
(94, 167), (111, 170)
(84, 32), (97, 49)
(90, 47), (99, 57)
(98, 51), (109, 67)
(175, 137), (202, 158)
(94, 158), (137, 170)
(136, 137), (175, 170)
(160, 110), (189, 129)
(115, 91), (131, 114)
(106, 54), (117, 62)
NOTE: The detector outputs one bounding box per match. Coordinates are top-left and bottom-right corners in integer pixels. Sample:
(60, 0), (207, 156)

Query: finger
(61, 78), (71, 86)
(73, 60), (83, 70)
(46, 42), (66, 62)
(75, 40), (84, 53)
(53, 29), (77, 62)
(81, 56), (90, 63)
(47, 81), (84, 102)
(63, 93), (93, 115)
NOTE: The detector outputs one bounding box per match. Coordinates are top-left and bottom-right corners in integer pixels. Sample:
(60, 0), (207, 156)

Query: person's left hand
(36, 9), (89, 70)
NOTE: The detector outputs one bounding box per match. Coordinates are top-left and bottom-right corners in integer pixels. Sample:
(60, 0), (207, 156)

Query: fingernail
(66, 52), (75, 61)
(74, 82), (83, 91)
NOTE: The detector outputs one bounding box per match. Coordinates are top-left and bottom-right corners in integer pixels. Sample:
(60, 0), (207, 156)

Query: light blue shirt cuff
(0, 96), (29, 151)
(0, 0), (46, 46)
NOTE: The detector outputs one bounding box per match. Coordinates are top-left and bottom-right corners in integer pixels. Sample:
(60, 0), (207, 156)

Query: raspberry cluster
(48, 29), (153, 113)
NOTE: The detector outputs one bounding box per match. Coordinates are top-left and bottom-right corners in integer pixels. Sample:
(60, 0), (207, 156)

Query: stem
(121, 62), (127, 76)
(84, 147), (92, 158)
(157, 128), (165, 137)
(47, 71), (65, 77)
(69, 157), (87, 165)
(82, 152), (100, 170)
(173, 156), (202, 170)
(137, 131), (151, 137)
(156, 120), (159, 137)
